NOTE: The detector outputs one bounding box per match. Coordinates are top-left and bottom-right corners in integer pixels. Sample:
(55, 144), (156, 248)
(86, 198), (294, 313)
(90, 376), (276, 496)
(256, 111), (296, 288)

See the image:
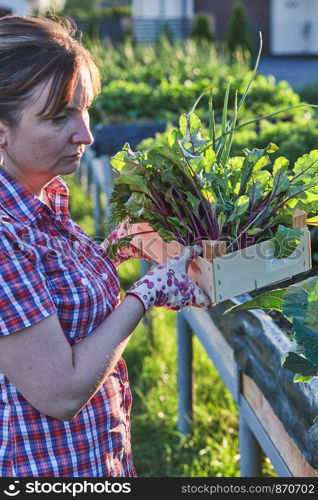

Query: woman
(0, 15), (210, 477)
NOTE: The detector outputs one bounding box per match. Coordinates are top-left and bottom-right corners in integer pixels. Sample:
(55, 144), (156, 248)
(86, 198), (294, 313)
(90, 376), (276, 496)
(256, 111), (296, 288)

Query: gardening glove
(126, 245), (211, 312)
(102, 221), (154, 268)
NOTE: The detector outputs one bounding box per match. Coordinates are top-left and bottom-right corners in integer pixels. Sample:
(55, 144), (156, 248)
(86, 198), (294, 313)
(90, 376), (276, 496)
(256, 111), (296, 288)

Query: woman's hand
(101, 221), (155, 267)
(126, 245), (211, 312)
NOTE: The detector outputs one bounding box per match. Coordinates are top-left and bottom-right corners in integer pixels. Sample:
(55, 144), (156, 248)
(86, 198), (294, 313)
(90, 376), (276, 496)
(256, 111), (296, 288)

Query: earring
(0, 142), (5, 166)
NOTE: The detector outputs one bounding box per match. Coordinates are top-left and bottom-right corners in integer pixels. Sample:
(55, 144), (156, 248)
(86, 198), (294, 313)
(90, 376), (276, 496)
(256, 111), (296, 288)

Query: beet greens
(108, 36), (318, 258)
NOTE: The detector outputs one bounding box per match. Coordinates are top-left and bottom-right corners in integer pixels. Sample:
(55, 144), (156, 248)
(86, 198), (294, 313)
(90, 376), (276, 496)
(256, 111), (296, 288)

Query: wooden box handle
(292, 209), (307, 229)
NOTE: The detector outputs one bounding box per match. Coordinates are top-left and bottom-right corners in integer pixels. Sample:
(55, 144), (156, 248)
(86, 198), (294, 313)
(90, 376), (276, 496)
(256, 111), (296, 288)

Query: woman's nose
(71, 116), (94, 146)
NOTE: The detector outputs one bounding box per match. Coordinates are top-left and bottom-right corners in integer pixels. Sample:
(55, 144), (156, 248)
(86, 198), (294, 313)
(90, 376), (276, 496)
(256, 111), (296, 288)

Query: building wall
(132, 0), (194, 42)
(133, 0), (193, 19)
(0, 0), (28, 15)
(194, 0), (270, 54)
(271, 0), (318, 55)
(0, 0), (65, 15)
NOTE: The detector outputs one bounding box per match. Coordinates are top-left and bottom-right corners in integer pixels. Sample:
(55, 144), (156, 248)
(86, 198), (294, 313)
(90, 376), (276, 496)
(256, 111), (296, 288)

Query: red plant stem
(246, 182), (256, 225)
(165, 189), (197, 241)
(144, 183), (184, 242)
(157, 152), (218, 238)
(169, 184), (205, 241)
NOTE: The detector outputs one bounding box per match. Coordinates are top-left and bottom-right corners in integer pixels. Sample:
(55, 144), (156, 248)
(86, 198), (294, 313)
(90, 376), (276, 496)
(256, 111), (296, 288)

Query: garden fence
(77, 148), (318, 478)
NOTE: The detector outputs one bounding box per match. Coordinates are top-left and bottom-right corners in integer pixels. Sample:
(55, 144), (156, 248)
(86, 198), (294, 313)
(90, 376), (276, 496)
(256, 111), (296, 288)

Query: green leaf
(224, 288), (287, 315)
(179, 112), (210, 159)
(281, 277), (318, 333)
(228, 195), (249, 222)
(124, 192), (148, 217)
(281, 286), (308, 323)
(309, 417), (318, 441)
(293, 149), (318, 177)
(293, 373), (316, 383)
(265, 142), (279, 154)
(166, 216), (187, 234)
(235, 195), (249, 215)
(282, 351), (318, 377)
(110, 150), (126, 171)
(167, 128), (182, 148)
(151, 222), (175, 243)
(271, 166), (290, 196)
(272, 225), (301, 258)
(247, 170), (271, 201)
(247, 227), (262, 235)
(115, 174), (149, 193)
(179, 112), (202, 136)
(238, 148), (267, 196)
(185, 192), (201, 216)
(273, 156), (290, 175)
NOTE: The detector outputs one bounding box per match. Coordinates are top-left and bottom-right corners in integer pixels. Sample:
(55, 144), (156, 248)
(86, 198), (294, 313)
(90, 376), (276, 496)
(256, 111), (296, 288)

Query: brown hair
(0, 15), (101, 126)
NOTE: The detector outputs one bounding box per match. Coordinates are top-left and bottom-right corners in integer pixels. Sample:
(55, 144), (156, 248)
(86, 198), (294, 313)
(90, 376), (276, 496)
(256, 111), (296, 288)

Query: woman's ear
(0, 121), (8, 146)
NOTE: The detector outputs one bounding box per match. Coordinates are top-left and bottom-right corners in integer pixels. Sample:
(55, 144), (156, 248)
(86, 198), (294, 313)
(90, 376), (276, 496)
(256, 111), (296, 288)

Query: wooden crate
(128, 210), (311, 305)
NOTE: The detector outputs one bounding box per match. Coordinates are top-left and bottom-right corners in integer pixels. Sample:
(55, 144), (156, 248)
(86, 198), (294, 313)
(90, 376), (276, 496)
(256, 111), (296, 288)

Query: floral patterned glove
(126, 246), (211, 312)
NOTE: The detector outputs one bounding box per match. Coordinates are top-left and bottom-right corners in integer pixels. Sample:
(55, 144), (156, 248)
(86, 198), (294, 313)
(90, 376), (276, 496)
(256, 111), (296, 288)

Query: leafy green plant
(224, 276), (318, 383)
(108, 41), (318, 258)
(88, 35), (305, 125)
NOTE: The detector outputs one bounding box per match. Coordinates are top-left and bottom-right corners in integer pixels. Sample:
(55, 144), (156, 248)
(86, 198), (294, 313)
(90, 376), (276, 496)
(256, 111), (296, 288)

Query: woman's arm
(0, 246), (209, 421)
(0, 294), (144, 421)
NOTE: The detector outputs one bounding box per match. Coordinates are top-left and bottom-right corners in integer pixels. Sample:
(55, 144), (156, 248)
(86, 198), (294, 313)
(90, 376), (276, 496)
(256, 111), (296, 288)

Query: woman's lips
(65, 153), (82, 159)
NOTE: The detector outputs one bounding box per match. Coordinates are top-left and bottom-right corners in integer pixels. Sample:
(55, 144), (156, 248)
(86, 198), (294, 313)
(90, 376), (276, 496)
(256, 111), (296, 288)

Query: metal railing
(77, 150), (318, 478)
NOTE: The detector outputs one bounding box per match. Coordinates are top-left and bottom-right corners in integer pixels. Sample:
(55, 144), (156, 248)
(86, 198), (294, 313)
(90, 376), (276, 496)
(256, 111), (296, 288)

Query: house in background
(196, 0), (318, 56)
(270, 0), (318, 55)
(0, 0), (65, 16)
(0, 0), (28, 15)
(132, 0), (318, 56)
(132, 0), (194, 43)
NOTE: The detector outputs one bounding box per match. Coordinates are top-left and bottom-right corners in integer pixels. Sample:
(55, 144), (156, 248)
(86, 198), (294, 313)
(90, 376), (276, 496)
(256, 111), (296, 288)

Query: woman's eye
(52, 115), (68, 123)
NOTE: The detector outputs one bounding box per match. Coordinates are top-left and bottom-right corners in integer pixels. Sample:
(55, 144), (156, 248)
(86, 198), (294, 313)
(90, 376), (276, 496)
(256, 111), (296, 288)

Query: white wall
(271, 0), (318, 54)
(0, 0), (28, 14)
(132, 0), (193, 20)
(0, 0), (66, 15)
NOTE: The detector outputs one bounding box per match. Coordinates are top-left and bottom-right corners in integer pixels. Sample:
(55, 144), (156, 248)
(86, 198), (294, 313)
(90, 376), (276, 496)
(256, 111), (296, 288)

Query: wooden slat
(242, 374), (318, 477)
(293, 209), (307, 229)
(188, 256), (216, 304)
(127, 222), (311, 305)
(202, 240), (227, 262)
(211, 228), (311, 302)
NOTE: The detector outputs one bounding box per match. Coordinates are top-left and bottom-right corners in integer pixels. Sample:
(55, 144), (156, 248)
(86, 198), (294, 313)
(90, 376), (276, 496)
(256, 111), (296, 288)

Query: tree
(190, 12), (214, 43)
(227, 1), (252, 61)
(64, 0), (102, 12)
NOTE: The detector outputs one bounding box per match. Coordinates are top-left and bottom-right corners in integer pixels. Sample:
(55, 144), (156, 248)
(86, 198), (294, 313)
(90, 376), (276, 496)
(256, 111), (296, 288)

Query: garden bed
(206, 296), (318, 474)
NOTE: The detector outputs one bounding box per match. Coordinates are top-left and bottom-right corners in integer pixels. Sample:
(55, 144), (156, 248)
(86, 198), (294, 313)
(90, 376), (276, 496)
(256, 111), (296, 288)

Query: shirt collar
(0, 169), (70, 224)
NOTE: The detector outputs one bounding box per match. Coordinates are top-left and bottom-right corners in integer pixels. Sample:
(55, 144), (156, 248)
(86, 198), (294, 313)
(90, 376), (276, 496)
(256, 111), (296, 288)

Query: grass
(118, 260), (277, 477)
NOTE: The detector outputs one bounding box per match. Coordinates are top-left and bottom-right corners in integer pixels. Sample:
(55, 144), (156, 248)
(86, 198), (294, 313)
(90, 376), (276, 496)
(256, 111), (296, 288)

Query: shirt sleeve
(0, 229), (57, 335)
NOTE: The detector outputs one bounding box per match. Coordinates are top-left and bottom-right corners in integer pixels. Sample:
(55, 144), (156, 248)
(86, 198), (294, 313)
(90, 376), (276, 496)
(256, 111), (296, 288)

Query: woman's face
(0, 68), (94, 193)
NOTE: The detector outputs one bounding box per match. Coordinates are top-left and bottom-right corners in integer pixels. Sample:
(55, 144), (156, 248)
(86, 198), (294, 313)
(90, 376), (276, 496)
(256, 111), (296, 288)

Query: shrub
(190, 12), (214, 43)
(227, 1), (253, 62)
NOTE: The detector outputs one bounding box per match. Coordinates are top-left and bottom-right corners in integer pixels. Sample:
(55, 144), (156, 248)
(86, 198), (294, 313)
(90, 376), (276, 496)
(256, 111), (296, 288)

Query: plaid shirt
(0, 169), (136, 477)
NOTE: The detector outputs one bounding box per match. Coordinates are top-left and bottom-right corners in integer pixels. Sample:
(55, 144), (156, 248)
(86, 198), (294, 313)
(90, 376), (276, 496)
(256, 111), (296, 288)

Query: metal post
(239, 411), (263, 477)
(93, 181), (102, 238)
(103, 155), (114, 222)
(177, 312), (193, 435)
(86, 156), (93, 198)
